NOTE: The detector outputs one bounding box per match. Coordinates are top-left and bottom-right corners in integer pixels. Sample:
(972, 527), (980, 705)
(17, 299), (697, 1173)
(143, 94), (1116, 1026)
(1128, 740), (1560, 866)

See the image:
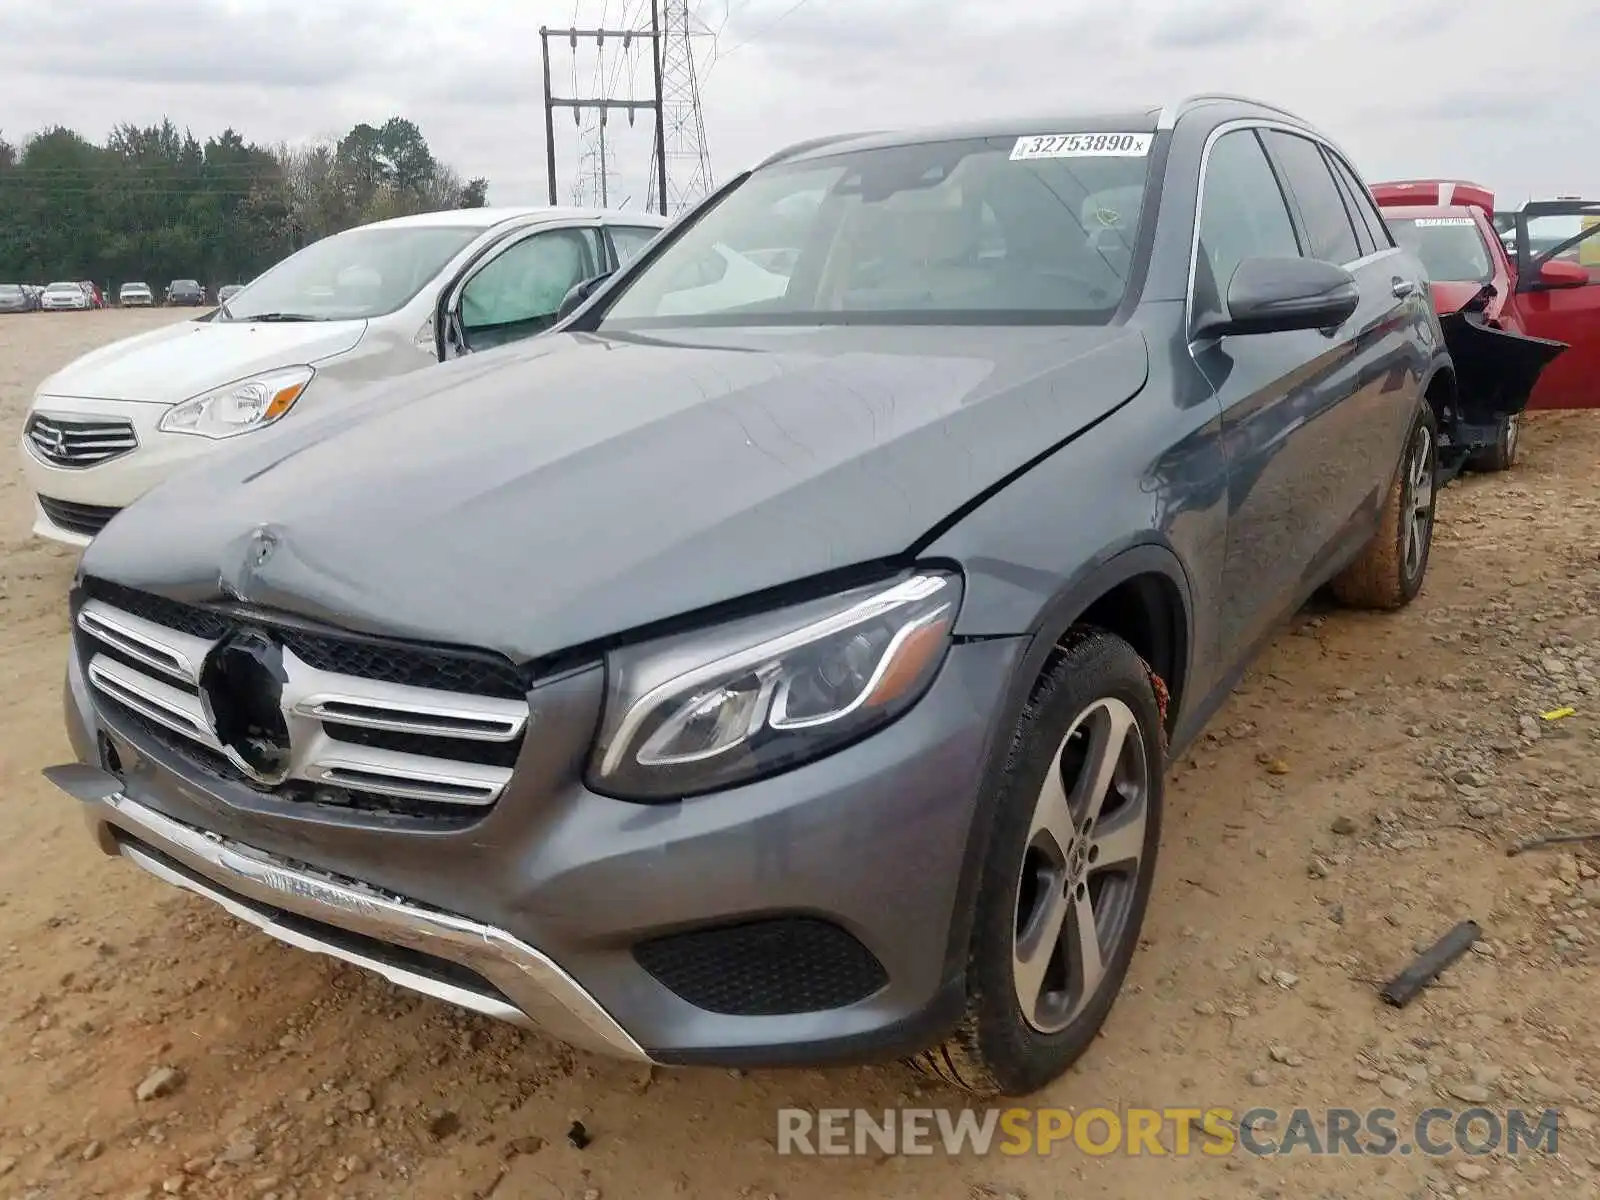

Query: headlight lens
(158, 366), (314, 438)
(589, 571), (961, 800)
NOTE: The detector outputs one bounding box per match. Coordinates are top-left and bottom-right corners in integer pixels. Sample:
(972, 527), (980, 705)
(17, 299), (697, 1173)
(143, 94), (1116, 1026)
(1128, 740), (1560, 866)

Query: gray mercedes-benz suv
(47, 95), (1482, 1096)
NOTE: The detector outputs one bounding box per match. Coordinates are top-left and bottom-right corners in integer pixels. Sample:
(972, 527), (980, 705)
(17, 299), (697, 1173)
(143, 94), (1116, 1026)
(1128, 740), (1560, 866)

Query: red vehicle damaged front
(1372, 179), (1578, 475)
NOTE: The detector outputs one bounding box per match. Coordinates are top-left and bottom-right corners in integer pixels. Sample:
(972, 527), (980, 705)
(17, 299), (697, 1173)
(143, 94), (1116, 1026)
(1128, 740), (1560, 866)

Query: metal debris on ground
(1378, 919), (1482, 1008)
(1506, 829), (1600, 857)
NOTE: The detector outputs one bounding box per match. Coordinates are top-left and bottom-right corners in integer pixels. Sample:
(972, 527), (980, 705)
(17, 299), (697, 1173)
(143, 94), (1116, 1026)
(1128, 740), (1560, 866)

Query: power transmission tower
(540, 23), (661, 209)
(646, 0), (714, 216)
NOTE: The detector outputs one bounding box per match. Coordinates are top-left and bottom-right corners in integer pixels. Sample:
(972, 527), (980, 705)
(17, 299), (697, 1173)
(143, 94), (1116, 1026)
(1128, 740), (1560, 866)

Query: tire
(910, 629), (1165, 1097)
(1466, 412), (1519, 473)
(1330, 403), (1438, 611)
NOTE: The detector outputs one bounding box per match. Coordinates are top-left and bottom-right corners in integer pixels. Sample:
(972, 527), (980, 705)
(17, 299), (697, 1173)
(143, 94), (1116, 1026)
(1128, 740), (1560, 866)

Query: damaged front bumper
(48, 763), (653, 1062)
(1436, 288), (1567, 476)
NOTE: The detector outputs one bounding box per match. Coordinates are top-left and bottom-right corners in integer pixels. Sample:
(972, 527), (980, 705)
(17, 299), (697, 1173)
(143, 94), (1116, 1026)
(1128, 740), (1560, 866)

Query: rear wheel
(1466, 412), (1519, 473)
(910, 630), (1164, 1097)
(1331, 404), (1437, 611)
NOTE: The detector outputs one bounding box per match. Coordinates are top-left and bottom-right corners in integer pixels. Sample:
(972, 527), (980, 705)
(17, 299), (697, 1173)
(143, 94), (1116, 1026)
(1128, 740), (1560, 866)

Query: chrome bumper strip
(47, 766), (649, 1062)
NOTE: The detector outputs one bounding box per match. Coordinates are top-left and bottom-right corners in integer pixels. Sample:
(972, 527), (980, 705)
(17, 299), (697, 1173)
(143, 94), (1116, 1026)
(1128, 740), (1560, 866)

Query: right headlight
(158, 366), (314, 439)
(589, 570), (962, 800)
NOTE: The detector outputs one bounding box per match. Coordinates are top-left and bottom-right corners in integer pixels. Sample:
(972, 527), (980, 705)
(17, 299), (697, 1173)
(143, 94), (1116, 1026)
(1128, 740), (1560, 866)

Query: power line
(703, 0), (816, 80)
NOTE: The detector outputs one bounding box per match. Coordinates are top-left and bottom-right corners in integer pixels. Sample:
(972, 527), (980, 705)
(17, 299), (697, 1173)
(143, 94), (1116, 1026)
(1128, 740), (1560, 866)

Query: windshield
(219, 225), (484, 322)
(1387, 216), (1494, 284)
(598, 133), (1153, 329)
(0, 285), (21, 296)
(45, 282), (79, 292)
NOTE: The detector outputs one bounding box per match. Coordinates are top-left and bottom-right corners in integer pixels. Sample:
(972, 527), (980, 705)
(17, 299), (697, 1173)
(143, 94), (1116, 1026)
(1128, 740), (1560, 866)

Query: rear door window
(1260, 131), (1364, 266)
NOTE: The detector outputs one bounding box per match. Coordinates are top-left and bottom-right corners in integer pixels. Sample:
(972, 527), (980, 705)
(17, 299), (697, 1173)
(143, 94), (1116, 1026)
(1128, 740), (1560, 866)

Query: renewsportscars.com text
(776, 1105), (1562, 1158)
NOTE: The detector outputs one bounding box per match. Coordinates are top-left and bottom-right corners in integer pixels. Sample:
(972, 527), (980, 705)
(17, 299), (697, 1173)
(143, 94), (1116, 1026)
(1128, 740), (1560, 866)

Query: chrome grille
(77, 593), (530, 817)
(26, 412), (139, 467)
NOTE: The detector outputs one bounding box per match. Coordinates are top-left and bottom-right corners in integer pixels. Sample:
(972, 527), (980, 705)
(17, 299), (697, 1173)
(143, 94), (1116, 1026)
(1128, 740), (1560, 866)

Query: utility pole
(650, 0), (668, 216)
(539, 24), (661, 209)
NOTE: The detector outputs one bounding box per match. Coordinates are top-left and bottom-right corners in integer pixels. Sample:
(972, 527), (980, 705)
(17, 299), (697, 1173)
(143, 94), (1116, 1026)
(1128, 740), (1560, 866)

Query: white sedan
(20, 205), (667, 545)
(40, 282), (90, 311)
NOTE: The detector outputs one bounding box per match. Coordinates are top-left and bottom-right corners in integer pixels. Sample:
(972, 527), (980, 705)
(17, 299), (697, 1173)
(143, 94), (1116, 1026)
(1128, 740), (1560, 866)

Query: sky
(1, 0), (1595, 212)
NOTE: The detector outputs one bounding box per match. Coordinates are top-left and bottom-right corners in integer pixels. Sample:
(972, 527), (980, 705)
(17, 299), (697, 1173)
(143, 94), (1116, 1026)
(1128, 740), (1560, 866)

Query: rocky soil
(0, 311), (1596, 1199)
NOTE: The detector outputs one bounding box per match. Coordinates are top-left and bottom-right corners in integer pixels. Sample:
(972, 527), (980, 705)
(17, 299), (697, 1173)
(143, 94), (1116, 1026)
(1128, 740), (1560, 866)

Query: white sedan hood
(37, 317), (369, 404)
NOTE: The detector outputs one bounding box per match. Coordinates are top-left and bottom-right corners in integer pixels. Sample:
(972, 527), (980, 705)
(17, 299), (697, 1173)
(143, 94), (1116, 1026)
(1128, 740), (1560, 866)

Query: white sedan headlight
(159, 366), (314, 439)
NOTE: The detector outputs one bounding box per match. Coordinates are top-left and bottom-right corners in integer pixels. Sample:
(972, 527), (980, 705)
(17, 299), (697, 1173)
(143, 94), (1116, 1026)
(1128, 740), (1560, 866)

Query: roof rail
(1160, 93), (1309, 129)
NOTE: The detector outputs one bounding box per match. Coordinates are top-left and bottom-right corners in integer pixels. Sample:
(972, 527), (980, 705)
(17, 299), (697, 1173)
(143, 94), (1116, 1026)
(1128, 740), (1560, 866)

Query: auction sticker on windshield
(1010, 133), (1152, 160)
(1411, 218), (1475, 227)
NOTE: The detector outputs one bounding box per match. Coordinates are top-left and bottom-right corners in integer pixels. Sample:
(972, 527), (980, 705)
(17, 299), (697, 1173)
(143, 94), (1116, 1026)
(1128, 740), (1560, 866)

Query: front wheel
(911, 630), (1164, 1097)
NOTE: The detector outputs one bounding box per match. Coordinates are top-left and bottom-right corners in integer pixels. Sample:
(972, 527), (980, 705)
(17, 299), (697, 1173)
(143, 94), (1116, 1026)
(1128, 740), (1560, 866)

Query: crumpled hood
(36, 317), (368, 404)
(83, 324), (1149, 662)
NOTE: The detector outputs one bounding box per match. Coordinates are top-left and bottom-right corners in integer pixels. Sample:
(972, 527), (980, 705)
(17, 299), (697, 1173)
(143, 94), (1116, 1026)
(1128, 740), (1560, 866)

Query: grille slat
(77, 579), (530, 824)
(26, 413), (139, 467)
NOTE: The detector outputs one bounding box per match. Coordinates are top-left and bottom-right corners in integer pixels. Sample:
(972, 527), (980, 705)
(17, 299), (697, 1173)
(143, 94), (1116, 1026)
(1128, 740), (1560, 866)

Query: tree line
(0, 116), (490, 290)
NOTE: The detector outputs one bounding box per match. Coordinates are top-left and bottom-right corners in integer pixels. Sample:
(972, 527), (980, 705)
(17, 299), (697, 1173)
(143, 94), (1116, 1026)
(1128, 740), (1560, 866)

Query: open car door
(1510, 200), (1600, 409)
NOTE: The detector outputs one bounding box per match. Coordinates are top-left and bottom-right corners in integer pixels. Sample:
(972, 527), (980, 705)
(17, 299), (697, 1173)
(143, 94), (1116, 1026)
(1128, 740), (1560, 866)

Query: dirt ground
(1, 309), (1598, 1200)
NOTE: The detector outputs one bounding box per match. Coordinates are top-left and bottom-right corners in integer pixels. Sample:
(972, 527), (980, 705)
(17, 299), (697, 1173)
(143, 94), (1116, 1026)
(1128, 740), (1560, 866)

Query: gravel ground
(0, 310), (1597, 1200)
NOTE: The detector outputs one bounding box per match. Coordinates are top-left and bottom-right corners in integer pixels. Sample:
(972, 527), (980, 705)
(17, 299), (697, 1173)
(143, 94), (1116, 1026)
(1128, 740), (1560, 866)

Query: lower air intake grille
(39, 495), (121, 537)
(634, 917), (888, 1016)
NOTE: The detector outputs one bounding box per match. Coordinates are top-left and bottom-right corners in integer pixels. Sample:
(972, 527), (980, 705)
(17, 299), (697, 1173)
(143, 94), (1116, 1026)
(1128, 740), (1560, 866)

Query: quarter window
(1196, 129), (1301, 305)
(610, 226), (662, 266)
(1261, 131), (1363, 265)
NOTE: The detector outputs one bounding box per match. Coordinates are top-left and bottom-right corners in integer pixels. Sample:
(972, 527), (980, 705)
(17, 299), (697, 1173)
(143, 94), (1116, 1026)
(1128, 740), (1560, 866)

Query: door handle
(1391, 278), (1417, 298)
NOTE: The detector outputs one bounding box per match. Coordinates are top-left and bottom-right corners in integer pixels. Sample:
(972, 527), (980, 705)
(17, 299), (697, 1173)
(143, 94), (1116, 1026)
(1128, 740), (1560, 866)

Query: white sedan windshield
(219, 225), (483, 322)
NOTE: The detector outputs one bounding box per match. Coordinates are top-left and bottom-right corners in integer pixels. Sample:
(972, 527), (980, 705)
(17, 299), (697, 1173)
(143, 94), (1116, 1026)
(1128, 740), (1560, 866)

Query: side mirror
(1535, 258), (1590, 290)
(1196, 256), (1361, 339)
(557, 272), (614, 323)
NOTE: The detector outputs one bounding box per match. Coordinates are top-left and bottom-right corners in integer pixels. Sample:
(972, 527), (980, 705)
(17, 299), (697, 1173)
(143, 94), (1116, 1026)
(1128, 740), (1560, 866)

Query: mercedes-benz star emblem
(198, 627), (293, 786)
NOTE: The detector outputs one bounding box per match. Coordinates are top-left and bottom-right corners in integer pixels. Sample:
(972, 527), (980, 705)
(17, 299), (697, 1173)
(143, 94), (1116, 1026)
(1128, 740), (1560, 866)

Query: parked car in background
(0, 284), (37, 313)
(118, 282), (155, 308)
(165, 279), (206, 306)
(48, 97), (1463, 1096)
(1373, 181), (1582, 461)
(215, 283), (244, 304)
(41, 282), (91, 311)
(20, 205), (669, 544)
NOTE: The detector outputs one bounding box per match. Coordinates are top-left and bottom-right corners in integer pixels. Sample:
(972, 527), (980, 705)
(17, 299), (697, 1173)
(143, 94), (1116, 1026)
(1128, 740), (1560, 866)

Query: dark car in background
(165, 279), (206, 306)
(51, 95), (1463, 1097)
(0, 284), (36, 313)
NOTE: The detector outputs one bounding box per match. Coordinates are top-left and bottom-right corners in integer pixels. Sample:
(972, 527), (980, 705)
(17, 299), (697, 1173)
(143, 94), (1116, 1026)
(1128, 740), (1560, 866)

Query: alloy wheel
(1402, 423), (1436, 583)
(1012, 696), (1150, 1034)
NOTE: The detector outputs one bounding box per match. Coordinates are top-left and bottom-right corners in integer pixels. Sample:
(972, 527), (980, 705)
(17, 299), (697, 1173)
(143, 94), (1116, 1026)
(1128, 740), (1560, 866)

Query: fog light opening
(97, 732), (123, 778)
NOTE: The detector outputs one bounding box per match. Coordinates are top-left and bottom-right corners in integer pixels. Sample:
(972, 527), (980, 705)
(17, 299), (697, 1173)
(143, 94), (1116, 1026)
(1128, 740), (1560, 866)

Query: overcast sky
(1, 0), (1595, 211)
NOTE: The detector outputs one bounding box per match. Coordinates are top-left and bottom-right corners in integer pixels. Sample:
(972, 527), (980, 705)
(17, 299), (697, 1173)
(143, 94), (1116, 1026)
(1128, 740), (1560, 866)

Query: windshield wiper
(237, 312), (323, 322)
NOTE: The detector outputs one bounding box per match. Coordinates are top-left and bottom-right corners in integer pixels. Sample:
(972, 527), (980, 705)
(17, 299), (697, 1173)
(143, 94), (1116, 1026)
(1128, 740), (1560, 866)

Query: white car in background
(20, 205), (668, 545)
(40, 281), (91, 311)
(118, 282), (155, 308)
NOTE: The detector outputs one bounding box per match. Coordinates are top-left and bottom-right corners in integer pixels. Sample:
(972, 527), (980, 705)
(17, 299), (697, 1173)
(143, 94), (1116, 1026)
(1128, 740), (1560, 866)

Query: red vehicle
(1372, 180), (1589, 471)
